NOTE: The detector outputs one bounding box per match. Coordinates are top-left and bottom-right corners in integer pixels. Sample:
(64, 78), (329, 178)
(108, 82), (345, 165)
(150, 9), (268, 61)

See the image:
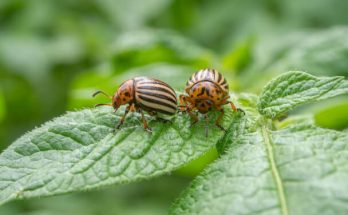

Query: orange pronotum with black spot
(180, 69), (244, 135)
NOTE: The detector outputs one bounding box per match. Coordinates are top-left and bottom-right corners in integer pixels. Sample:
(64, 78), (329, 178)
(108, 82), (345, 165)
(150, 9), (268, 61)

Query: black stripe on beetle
(137, 86), (177, 99)
(136, 90), (177, 104)
(93, 76), (178, 132)
(138, 94), (177, 110)
(217, 72), (222, 83)
(138, 80), (172, 88)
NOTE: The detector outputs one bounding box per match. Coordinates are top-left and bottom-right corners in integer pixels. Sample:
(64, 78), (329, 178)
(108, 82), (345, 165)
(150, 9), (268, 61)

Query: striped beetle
(94, 76), (177, 131)
(179, 68), (244, 136)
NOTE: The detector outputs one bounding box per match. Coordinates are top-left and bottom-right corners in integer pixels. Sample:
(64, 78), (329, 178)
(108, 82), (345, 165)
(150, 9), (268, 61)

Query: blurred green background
(1, 0), (348, 214)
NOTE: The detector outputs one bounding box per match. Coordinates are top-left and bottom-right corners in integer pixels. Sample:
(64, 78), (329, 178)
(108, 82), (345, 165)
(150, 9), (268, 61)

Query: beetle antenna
(93, 90), (112, 99)
(95, 103), (112, 107)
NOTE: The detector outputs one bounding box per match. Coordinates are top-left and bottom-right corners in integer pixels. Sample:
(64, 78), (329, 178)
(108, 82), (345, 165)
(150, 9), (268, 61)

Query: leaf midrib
(261, 123), (289, 215)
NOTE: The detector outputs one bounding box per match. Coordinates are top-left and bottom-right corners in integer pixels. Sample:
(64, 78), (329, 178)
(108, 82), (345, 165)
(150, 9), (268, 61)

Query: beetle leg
(204, 114), (209, 137)
(187, 106), (199, 127)
(237, 107), (245, 114)
(129, 103), (136, 112)
(219, 96), (236, 111)
(232, 102), (245, 115)
(179, 95), (188, 111)
(219, 96), (245, 115)
(215, 107), (227, 132)
(116, 105), (131, 129)
(229, 100), (238, 112)
(139, 109), (152, 132)
(227, 101), (245, 115)
(188, 113), (199, 127)
(179, 94), (199, 126)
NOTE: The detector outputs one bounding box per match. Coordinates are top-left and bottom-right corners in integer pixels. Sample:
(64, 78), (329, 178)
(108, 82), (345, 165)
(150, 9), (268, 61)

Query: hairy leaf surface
(0, 107), (225, 205)
(258, 71), (348, 118)
(171, 122), (348, 215)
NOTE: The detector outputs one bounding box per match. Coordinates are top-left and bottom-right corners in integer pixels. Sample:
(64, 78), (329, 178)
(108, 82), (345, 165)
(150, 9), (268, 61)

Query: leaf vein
(261, 124), (289, 215)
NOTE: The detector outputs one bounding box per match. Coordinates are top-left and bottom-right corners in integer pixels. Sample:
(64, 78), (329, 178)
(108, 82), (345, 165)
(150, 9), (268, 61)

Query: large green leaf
(170, 121), (348, 215)
(0, 107), (226, 205)
(258, 71), (348, 119)
(171, 71), (348, 215)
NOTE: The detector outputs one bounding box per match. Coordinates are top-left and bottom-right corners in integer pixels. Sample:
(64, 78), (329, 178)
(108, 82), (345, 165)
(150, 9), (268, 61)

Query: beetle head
(112, 79), (134, 110)
(195, 99), (213, 114)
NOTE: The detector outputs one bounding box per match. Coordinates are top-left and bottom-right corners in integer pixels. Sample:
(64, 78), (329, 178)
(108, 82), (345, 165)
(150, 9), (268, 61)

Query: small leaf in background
(268, 27), (348, 77)
(67, 63), (116, 110)
(171, 122), (348, 215)
(221, 37), (254, 74)
(0, 175), (190, 215)
(114, 63), (196, 90)
(175, 148), (218, 177)
(220, 37), (255, 90)
(314, 100), (348, 130)
(0, 90), (5, 123)
(0, 107), (225, 205)
(0, 34), (83, 83)
(291, 94), (348, 131)
(96, 0), (172, 29)
(258, 71), (348, 119)
(241, 27), (348, 92)
(110, 30), (214, 72)
(0, 74), (43, 149)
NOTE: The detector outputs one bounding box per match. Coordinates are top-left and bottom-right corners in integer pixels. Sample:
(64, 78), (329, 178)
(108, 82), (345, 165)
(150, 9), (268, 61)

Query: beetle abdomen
(186, 68), (228, 92)
(134, 77), (177, 115)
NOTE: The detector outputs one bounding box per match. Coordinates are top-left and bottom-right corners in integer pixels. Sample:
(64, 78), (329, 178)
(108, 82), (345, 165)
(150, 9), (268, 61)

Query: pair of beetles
(93, 68), (244, 136)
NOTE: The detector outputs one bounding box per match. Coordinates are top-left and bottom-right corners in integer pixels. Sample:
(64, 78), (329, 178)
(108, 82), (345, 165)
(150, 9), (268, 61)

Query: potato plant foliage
(0, 71), (348, 215)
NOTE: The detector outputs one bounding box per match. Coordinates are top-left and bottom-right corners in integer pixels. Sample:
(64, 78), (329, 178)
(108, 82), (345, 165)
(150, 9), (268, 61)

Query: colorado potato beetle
(93, 76), (178, 131)
(179, 69), (244, 136)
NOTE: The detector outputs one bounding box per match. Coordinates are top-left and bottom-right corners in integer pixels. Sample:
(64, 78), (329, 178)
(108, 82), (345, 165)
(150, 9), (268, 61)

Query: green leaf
(314, 100), (348, 130)
(110, 30), (214, 72)
(221, 37), (254, 73)
(266, 27), (348, 78)
(0, 90), (5, 122)
(170, 122), (348, 215)
(96, 0), (171, 29)
(0, 175), (189, 215)
(240, 27), (348, 92)
(258, 71), (348, 119)
(0, 107), (225, 205)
